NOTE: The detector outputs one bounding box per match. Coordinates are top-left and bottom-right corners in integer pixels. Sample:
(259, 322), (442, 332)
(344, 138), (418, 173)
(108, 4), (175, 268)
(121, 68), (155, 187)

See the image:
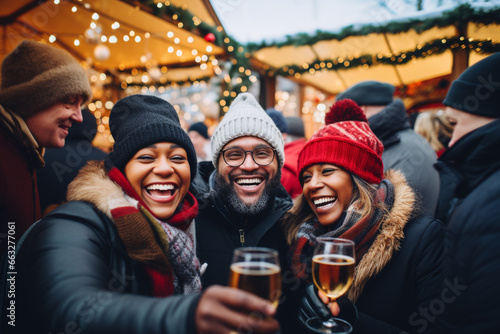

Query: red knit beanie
(298, 99), (384, 184)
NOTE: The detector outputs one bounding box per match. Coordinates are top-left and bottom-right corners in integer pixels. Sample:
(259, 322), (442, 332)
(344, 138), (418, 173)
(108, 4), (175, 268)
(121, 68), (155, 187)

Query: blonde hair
(414, 111), (453, 152)
(283, 173), (386, 245)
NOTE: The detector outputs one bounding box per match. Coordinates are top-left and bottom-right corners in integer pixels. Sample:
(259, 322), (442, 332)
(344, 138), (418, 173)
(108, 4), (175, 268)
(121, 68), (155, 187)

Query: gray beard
(214, 170), (281, 220)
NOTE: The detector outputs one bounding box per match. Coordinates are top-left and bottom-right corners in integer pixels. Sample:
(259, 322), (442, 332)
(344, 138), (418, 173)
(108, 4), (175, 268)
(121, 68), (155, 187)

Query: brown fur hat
(0, 40), (92, 116)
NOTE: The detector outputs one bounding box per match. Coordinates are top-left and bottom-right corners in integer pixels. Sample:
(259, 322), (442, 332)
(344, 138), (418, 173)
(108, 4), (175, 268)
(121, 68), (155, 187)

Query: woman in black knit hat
(10, 94), (279, 334)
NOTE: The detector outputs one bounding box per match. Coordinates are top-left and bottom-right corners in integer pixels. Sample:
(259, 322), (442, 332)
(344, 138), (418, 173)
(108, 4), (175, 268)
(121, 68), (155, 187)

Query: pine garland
(133, 1), (500, 117)
(140, 0), (224, 45)
(138, 0), (250, 115)
(121, 76), (212, 89)
(264, 37), (500, 77)
(246, 4), (500, 51)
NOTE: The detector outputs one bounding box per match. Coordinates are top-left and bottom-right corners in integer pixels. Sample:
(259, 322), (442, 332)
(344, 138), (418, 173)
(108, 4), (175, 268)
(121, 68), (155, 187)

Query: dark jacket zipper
(238, 229), (246, 246)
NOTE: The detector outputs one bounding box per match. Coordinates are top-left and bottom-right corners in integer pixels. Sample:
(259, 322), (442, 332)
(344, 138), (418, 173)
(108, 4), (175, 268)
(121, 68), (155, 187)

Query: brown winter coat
(0, 106), (42, 253)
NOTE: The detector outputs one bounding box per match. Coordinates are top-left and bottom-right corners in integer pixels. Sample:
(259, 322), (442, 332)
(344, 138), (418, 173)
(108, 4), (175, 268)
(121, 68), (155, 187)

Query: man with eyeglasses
(192, 93), (304, 334)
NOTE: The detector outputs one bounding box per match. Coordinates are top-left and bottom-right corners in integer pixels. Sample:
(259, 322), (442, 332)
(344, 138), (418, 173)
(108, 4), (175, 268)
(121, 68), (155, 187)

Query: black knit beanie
(0, 40), (92, 116)
(108, 94), (197, 179)
(188, 122), (209, 139)
(336, 80), (395, 106)
(266, 108), (288, 134)
(286, 116), (305, 137)
(67, 108), (98, 141)
(443, 52), (500, 118)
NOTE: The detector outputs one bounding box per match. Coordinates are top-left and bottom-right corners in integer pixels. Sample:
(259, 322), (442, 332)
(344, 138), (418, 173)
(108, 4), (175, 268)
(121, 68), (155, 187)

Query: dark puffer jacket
(10, 201), (200, 334)
(9, 160), (202, 334)
(37, 108), (107, 213)
(430, 119), (500, 333)
(192, 161), (305, 334)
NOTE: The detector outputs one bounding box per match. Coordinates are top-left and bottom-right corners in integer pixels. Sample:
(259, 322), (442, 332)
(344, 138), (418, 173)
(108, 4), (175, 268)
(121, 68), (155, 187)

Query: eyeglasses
(222, 147), (276, 167)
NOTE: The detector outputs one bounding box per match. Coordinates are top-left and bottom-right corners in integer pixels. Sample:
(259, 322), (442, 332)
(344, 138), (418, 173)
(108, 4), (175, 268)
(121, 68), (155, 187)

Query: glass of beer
(228, 247), (282, 309)
(306, 237), (355, 334)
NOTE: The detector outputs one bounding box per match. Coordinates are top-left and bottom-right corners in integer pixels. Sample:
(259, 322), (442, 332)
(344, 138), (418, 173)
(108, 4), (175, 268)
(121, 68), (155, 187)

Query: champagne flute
(306, 237), (355, 334)
(228, 247), (282, 309)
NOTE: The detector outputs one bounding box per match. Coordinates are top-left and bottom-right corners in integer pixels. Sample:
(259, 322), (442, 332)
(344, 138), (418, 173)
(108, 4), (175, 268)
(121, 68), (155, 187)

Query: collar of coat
(67, 160), (130, 218)
(0, 104), (45, 168)
(438, 118), (500, 196)
(349, 169), (415, 302)
(367, 99), (411, 144)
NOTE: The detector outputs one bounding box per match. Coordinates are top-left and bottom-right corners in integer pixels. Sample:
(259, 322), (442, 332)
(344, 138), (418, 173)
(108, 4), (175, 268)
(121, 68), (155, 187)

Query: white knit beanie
(211, 93), (285, 168)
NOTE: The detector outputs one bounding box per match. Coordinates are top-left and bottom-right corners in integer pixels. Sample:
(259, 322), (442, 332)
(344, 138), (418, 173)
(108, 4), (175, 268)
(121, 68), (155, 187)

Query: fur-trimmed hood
(67, 160), (130, 219)
(348, 169), (415, 302)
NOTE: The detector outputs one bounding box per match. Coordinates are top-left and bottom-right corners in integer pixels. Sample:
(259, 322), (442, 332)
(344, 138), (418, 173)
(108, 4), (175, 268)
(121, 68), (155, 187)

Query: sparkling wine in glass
(306, 237), (355, 334)
(228, 247), (282, 309)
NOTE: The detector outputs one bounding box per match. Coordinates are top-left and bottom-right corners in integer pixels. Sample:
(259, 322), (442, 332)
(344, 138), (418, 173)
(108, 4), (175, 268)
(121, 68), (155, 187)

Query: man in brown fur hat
(0, 40), (92, 255)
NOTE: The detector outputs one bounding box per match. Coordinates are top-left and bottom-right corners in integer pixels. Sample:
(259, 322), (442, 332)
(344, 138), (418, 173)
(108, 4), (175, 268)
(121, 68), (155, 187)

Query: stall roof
(245, 3), (500, 95)
(0, 0), (226, 84)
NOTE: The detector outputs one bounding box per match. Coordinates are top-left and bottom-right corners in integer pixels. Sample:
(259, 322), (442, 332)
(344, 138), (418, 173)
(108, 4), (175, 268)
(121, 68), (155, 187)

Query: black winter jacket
(354, 215), (444, 334)
(9, 201), (201, 334)
(10, 201), (200, 334)
(430, 119), (500, 333)
(192, 161), (305, 334)
(36, 108), (107, 213)
(296, 171), (445, 334)
(193, 162), (293, 287)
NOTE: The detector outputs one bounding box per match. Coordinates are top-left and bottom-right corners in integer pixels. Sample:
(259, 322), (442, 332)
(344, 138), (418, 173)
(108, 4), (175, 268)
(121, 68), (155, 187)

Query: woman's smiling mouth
(145, 183), (177, 201)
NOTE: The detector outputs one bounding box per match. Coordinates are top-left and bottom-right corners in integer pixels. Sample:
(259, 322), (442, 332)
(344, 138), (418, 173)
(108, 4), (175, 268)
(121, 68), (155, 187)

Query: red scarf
(290, 179), (394, 282)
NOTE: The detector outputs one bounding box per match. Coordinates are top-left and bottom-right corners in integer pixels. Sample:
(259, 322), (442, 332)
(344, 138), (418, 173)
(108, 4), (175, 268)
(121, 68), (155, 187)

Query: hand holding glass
(228, 247), (282, 309)
(306, 237), (355, 334)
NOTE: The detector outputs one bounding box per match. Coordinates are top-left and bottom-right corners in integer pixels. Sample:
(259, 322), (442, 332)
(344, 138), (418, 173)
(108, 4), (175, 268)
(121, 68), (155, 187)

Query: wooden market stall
(0, 0), (234, 149)
(246, 3), (500, 136)
(2, 2), (500, 141)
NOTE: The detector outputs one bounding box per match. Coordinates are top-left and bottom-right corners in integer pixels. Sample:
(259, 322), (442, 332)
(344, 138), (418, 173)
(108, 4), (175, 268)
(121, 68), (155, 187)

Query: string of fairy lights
(59, 0), (254, 115)
(262, 36), (500, 79)
(38, 0), (499, 146)
(139, 1), (500, 112)
(43, 0), (250, 144)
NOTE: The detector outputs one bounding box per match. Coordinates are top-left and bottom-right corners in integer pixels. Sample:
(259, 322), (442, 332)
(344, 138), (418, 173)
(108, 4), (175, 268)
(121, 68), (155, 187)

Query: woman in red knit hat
(284, 99), (444, 333)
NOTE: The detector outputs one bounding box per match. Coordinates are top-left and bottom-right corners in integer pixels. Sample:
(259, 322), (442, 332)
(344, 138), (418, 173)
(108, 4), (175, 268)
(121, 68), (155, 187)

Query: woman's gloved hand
(298, 284), (358, 332)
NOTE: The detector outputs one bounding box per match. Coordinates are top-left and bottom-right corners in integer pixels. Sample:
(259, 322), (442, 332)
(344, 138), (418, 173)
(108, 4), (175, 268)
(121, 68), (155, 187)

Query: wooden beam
(201, 0), (224, 28)
(382, 32), (403, 86)
(451, 22), (469, 81)
(298, 83), (305, 117)
(259, 74), (276, 109)
(0, 1), (49, 25)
